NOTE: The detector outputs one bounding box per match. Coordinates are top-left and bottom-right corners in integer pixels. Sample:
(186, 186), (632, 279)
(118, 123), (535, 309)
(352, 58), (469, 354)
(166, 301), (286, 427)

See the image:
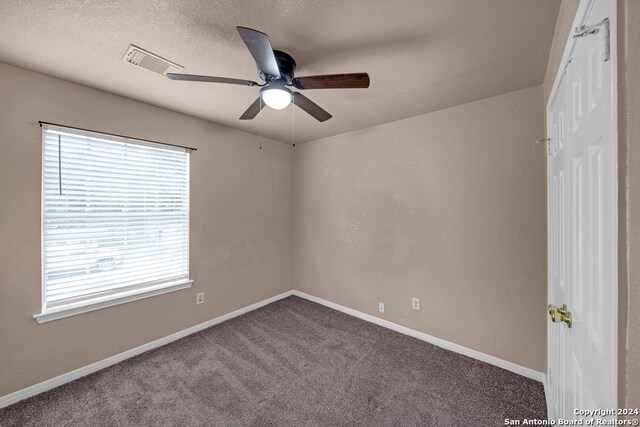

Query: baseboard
(0, 290), (295, 409)
(1, 288), (545, 409)
(292, 290), (546, 383)
(544, 375), (553, 420)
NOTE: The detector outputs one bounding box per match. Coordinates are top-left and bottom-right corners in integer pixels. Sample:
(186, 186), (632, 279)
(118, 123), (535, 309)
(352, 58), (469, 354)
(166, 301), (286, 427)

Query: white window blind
(40, 124), (190, 317)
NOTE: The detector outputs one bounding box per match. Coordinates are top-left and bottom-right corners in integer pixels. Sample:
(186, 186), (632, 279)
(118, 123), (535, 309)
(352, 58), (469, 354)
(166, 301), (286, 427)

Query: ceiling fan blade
(292, 73), (370, 90)
(236, 26), (281, 78)
(239, 98), (265, 120)
(167, 73), (258, 86)
(293, 93), (332, 122)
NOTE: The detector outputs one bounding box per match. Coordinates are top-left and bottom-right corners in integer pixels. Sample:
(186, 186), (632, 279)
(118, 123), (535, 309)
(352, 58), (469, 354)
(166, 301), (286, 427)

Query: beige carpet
(0, 296), (546, 426)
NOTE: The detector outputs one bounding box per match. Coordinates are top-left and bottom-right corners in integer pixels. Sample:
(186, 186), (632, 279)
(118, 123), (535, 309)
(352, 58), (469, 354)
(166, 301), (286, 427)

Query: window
(36, 124), (191, 323)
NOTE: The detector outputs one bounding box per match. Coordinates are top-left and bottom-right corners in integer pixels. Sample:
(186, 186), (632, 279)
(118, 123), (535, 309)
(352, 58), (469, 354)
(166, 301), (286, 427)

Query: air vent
(122, 45), (183, 75)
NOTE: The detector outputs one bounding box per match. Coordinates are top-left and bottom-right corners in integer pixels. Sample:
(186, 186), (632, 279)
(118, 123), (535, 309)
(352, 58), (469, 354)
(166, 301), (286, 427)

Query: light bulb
(261, 87), (293, 110)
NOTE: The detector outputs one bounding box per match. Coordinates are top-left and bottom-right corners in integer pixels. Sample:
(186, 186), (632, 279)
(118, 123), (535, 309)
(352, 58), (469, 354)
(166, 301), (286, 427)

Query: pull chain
(291, 96), (296, 148)
(259, 97), (263, 150)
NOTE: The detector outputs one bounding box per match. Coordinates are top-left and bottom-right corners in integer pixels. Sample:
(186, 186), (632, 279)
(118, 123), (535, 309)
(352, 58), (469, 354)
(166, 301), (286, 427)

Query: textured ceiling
(0, 0), (560, 143)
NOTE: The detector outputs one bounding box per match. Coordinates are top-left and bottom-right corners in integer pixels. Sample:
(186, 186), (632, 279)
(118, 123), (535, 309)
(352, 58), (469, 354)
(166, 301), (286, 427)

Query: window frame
(35, 124), (192, 324)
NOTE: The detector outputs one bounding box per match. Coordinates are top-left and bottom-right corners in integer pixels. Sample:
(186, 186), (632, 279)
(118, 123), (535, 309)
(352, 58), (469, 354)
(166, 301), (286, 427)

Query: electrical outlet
(378, 302), (385, 313)
(412, 297), (420, 310)
(196, 292), (205, 305)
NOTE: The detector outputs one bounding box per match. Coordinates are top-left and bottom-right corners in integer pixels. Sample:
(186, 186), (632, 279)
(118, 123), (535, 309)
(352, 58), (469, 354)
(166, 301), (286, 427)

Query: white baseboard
(0, 290), (294, 409)
(292, 290), (546, 383)
(544, 376), (553, 421)
(1, 288), (545, 410)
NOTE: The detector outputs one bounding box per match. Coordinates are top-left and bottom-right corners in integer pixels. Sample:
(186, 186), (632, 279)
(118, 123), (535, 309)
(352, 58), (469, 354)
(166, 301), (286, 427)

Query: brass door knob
(549, 304), (560, 322)
(548, 304), (573, 328)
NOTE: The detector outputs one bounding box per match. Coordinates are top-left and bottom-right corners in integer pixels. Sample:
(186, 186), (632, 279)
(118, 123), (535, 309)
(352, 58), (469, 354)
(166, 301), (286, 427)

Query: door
(547, 0), (617, 421)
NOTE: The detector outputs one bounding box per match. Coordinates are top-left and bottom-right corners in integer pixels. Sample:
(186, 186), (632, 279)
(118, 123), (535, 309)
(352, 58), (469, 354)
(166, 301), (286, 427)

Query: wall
(0, 62), (293, 397)
(619, 0), (640, 409)
(293, 85), (547, 372)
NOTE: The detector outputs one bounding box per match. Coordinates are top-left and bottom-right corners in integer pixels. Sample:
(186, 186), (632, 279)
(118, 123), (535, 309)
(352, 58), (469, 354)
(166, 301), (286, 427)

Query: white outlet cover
(378, 302), (385, 313)
(412, 297), (420, 310)
(196, 292), (205, 304)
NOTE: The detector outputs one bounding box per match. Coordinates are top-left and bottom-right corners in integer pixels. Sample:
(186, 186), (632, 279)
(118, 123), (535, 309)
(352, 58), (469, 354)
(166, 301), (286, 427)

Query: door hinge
(573, 18), (610, 62)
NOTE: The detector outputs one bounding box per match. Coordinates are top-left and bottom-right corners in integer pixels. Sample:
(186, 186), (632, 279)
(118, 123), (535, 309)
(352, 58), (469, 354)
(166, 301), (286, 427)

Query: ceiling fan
(167, 26), (370, 122)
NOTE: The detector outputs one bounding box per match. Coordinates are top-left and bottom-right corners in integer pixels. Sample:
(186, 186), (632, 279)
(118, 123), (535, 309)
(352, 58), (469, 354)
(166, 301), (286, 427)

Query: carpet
(0, 296), (546, 426)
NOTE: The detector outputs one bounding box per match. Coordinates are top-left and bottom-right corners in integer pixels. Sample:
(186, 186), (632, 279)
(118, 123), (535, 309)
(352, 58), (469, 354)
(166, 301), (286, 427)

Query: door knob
(548, 304), (573, 328)
(548, 305), (564, 323)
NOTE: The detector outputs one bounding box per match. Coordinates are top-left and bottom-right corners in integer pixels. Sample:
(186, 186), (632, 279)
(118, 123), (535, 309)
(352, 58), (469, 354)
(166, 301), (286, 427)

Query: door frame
(545, 0), (618, 419)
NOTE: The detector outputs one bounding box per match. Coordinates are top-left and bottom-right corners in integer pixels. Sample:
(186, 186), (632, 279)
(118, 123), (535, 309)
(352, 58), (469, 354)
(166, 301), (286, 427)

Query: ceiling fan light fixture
(261, 86), (293, 110)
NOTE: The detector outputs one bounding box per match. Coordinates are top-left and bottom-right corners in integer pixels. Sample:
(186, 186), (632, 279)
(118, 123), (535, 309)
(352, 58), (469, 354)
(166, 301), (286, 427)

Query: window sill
(34, 279), (193, 324)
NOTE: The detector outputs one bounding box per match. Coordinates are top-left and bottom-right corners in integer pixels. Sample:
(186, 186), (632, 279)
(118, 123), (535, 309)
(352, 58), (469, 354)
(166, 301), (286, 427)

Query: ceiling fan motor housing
(259, 50), (297, 84)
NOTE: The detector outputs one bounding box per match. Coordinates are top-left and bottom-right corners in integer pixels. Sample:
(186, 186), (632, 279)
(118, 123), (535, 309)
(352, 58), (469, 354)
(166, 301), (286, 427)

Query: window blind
(42, 124), (190, 312)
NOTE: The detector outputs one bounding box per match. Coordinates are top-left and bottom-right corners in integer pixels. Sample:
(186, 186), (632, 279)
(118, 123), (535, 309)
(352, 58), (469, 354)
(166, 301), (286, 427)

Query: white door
(547, 0), (617, 421)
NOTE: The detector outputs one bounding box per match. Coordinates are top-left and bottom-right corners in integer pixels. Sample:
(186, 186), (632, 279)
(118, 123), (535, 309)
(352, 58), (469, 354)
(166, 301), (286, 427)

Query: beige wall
(0, 62), (293, 397)
(0, 62), (549, 400)
(619, 0), (640, 409)
(293, 85), (547, 372)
